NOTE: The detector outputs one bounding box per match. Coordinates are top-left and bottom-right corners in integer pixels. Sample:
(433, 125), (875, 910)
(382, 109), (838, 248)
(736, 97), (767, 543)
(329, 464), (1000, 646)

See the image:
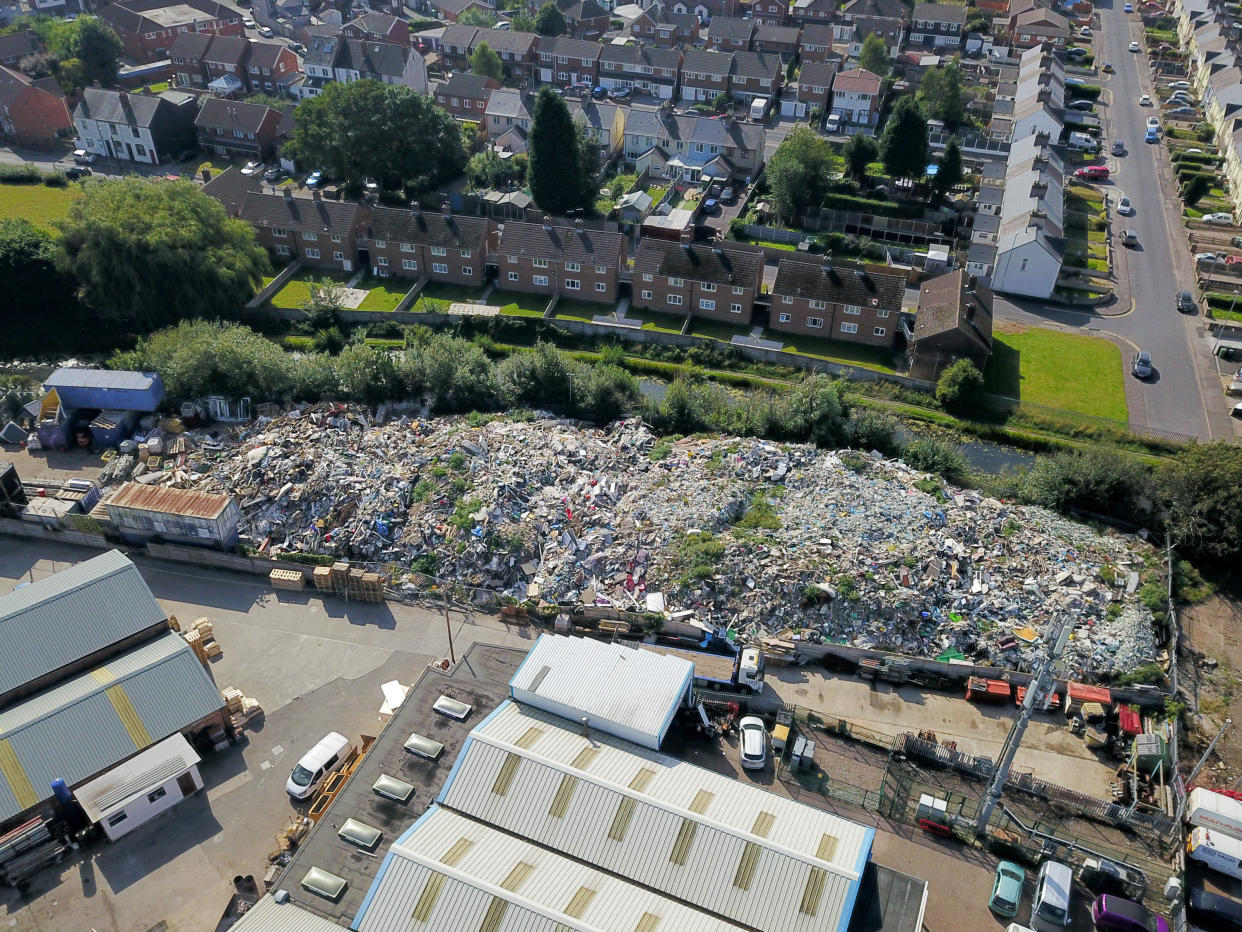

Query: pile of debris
(157, 407), (1160, 679)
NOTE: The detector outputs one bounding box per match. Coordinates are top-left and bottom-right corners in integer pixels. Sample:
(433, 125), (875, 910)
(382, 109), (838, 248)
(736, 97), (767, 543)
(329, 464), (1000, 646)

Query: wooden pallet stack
(269, 568), (304, 591)
(268, 816), (310, 862)
(330, 562), (350, 597)
(183, 617), (221, 663)
(312, 565), (333, 592)
(222, 686), (263, 730)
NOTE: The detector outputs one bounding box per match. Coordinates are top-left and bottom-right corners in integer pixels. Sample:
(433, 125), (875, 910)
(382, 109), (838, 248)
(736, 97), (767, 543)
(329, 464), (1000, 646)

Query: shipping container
(1118, 705), (1142, 736)
(104, 483), (240, 549)
(966, 676), (1011, 703)
(1133, 733), (1169, 773)
(1188, 788), (1242, 842)
(88, 410), (138, 449)
(43, 369), (164, 413)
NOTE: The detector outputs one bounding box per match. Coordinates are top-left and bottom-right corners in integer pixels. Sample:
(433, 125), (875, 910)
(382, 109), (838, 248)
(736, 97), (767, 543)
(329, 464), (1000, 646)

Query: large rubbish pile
(161, 406), (1160, 679)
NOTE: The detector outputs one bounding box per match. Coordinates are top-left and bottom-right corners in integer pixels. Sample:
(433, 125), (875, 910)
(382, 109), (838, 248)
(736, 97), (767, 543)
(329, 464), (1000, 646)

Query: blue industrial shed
(42, 369), (165, 413)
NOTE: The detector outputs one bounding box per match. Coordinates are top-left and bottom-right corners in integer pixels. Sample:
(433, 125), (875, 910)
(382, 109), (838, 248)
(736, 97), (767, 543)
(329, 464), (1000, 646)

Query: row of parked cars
(990, 859), (1169, 932)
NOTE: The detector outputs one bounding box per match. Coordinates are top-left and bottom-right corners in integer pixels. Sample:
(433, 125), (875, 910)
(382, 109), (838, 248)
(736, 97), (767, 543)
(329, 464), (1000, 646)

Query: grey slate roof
(304, 34), (340, 67)
(682, 48), (733, 77)
(841, 0), (910, 19)
(246, 40), (291, 70)
(732, 50), (782, 80)
(624, 110), (766, 154)
(564, 98), (619, 131)
(772, 256), (905, 310)
(338, 38), (407, 77)
(912, 2), (968, 23)
(708, 17), (755, 41)
(169, 30), (213, 61)
(0, 31), (39, 64)
(798, 60), (838, 88)
(485, 88), (532, 120)
(367, 208), (489, 251)
(914, 267), (993, 346)
(203, 34), (249, 66)
(634, 241), (764, 288)
(439, 71), (496, 98)
(471, 26), (537, 56)
(755, 24), (802, 44)
(0, 550), (165, 701)
(202, 165), (263, 216)
(0, 632), (225, 824)
(536, 36), (603, 62)
(239, 191), (362, 233)
(74, 88), (165, 128)
(440, 24), (479, 50)
(498, 220), (624, 264)
(196, 97), (278, 133)
(800, 22), (835, 45)
(599, 43), (682, 72)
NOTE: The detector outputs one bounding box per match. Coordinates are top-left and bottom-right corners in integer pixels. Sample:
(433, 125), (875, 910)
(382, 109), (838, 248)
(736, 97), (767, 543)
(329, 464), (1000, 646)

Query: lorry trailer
(639, 643), (765, 693)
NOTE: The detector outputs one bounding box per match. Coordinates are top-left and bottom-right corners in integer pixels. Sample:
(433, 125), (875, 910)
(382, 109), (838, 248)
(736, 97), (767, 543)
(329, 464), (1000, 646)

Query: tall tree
(1159, 444), (1242, 569)
(529, 86), (587, 215)
(71, 16), (122, 87)
(932, 137), (964, 201)
(287, 80), (466, 192)
(842, 133), (877, 185)
(56, 178), (269, 330)
(766, 125), (835, 223)
(880, 95), (928, 181)
(509, 12), (536, 31)
(457, 7), (498, 25)
(535, 1), (567, 35)
(469, 40), (503, 81)
(575, 120), (601, 210)
(0, 218), (77, 330)
(917, 61), (965, 128)
(859, 33), (889, 78)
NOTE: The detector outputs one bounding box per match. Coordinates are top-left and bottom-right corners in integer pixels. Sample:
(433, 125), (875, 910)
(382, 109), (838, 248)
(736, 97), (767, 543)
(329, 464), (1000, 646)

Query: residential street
(994, 1), (1232, 440)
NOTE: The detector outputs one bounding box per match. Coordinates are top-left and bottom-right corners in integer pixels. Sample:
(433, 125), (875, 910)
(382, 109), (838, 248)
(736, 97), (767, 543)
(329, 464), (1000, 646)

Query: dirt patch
(1179, 594), (1242, 788)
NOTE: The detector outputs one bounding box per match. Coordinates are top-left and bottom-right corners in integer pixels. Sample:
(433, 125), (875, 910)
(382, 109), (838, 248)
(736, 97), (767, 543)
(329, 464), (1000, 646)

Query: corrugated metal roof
(0, 550), (167, 699)
(436, 701), (873, 932)
(106, 483), (235, 521)
(508, 635), (693, 749)
(229, 895), (348, 932)
(353, 806), (741, 932)
(44, 368), (158, 392)
(0, 632), (224, 823)
(75, 732), (200, 822)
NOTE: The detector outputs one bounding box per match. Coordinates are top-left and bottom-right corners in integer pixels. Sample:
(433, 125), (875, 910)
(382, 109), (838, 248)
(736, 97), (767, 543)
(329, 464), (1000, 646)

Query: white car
(72, 148), (97, 164)
(1139, 94), (1152, 106)
(257, 24), (274, 37)
(1203, 212), (1236, 224)
(1195, 252), (1221, 262)
(243, 16), (255, 27)
(738, 716), (768, 771)
(1081, 25), (1092, 36)
(1168, 80), (1191, 88)
(1146, 115), (1160, 129)
(1118, 196), (1134, 215)
(240, 160), (263, 175)
(1129, 40), (1141, 51)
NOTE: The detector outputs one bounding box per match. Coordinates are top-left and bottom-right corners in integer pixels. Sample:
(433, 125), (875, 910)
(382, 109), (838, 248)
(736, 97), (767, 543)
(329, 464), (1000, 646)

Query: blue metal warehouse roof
(0, 551), (167, 700)
(0, 632), (224, 823)
(43, 369), (165, 412)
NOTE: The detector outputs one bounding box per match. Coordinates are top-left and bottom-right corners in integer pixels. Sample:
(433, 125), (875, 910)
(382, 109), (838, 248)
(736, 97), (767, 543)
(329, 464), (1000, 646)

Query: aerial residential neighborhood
(4, 0), (1242, 929)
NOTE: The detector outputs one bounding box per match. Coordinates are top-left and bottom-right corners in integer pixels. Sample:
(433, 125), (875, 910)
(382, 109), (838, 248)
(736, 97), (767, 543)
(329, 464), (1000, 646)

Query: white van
(286, 732), (353, 799)
(1032, 860), (1073, 928)
(1187, 826), (1242, 880)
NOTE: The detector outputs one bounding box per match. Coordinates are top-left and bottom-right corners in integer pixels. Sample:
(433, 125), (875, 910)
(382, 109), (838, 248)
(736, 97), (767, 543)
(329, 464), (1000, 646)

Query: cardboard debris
(138, 407), (1160, 680)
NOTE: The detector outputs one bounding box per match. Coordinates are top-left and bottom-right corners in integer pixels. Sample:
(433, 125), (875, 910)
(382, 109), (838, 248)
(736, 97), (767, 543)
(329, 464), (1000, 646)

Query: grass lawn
(553, 298), (610, 322)
(768, 332), (896, 373)
(271, 269), (353, 307)
(355, 276), (412, 312)
(746, 238), (799, 251)
(628, 308), (687, 333)
(413, 282), (486, 310)
(488, 289), (549, 317)
(0, 181), (80, 227)
(688, 318), (753, 342)
(983, 324), (1128, 420)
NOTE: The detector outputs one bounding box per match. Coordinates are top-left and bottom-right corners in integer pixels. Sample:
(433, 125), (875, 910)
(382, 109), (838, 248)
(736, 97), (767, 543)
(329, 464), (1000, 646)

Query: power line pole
(976, 616), (1072, 838)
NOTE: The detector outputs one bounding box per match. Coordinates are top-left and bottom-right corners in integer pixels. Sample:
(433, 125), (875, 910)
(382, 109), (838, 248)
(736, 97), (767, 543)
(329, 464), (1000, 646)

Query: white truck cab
(738, 648), (765, 692)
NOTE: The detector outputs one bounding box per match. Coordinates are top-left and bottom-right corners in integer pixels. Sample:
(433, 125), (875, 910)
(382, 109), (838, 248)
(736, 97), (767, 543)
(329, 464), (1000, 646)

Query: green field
(773, 332), (896, 373)
(0, 182), (80, 227)
(983, 325), (1128, 420)
(489, 289), (548, 317)
(269, 270), (411, 311)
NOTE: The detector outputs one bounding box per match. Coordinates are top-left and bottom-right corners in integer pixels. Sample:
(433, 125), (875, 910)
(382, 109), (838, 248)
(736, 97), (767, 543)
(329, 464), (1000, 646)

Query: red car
(1075, 165), (1110, 180)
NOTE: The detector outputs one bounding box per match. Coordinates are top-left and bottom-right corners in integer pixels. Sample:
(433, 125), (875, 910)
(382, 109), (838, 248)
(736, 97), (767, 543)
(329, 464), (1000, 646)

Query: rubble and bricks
(147, 406), (1161, 681)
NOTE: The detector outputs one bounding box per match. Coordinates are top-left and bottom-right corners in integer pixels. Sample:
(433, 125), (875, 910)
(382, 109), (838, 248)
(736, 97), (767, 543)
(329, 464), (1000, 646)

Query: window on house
(507, 254), (518, 263)
(595, 265), (606, 274)
(702, 282), (716, 292)
(275, 244), (291, 255)
(374, 239), (386, 248)
(596, 282), (606, 292)
(305, 248), (320, 258)
(273, 227), (287, 237)
(431, 246), (447, 256)
(565, 279), (581, 290)
(565, 261), (581, 272)
(302, 231), (318, 241)
(509, 271), (519, 281)
(843, 304), (861, 315)
(402, 259), (418, 270)
(840, 321), (859, 333)
(807, 316), (824, 328)
(533, 274), (550, 286)
(667, 294), (683, 305)
(876, 309), (890, 318)
(333, 251), (344, 261)
(730, 303), (742, 314)
(377, 256), (389, 266)
(533, 258), (549, 268)
(669, 277), (684, 286)
(642, 273), (654, 282)
(778, 312), (791, 322)
(873, 327), (886, 337)
(460, 249), (472, 258)
(331, 234), (342, 244)
(809, 299), (826, 310)
(432, 262), (449, 274)
(782, 295), (793, 304)
(641, 289), (653, 299)
(700, 298), (715, 310)
(147, 787), (168, 804)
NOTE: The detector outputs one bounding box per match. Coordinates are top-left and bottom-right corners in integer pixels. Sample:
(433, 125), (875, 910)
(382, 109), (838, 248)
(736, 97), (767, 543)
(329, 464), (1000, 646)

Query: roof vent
(712, 248), (723, 255)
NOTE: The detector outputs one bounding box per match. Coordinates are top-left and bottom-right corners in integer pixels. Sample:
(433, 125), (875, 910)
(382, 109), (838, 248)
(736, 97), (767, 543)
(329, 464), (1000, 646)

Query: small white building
(75, 733), (203, 841)
(508, 634), (694, 750)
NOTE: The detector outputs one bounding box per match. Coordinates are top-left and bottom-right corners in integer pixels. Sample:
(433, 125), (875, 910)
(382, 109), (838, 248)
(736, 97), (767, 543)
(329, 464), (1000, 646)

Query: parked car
(243, 16), (255, 27)
(825, 113), (841, 132)
(1033, 861), (1074, 929)
(72, 148), (97, 164)
(1195, 252), (1222, 263)
(722, 186), (736, 202)
(1138, 94), (1152, 106)
(257, 24), (274, 37)
(1145, 128), (1158, 142)
(1129, 40), (1141, 51)
(263, 165), (286, 182)
(240, 160), (263, 175)
(1113, 139), (1126, 154)
(305, 169), (324, 188)
(1081, 25), (1092, 36)
(1117, 195), (1133, 214)
(1168, 80), (1191, 88)
(989, 862), (1026, 918)
(1204, 212), (1236, 224)
(1188, 888), (1242, 932)
(1091, 895), (1170, 932)
(591, 85), (607, 100)
(1146, 115), (1160, 128)
(738, 716), (767, 770)
(1069, 99), (1095, 111)
(1131, 351), (1154, 379)
(64, 166), (91, 180)
(703, 198), (720, 213)
(1066, 76), (1085, 86)
(1075, 165), (1110, 180)
(1229, 235), (1242, 247)
(1124, 2), (1132, 10)
(289, 41), (304, 52)
(1166, 106), (1197, 117)
(1068, 47), (1089, 59)
(1177, 289), (1197, 312)
(1102, 61), (1114, 72)
(608, 87), (632, 100)
(1121, 229), (1139, 246)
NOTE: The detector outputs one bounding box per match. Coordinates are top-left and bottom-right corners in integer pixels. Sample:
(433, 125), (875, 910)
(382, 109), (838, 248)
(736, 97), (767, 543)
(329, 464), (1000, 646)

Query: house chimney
(283, 186), (294, 198)
(966, 302), (976, 322)
(967, 273), (978, 290)
(312, 189), (322, 200)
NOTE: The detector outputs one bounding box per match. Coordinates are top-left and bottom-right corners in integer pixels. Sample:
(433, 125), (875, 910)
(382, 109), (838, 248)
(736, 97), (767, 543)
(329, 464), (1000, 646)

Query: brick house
(843, 15), (905, 58)
(839, 0), (910, 21)
(475, 28), (540, 83)
(497, 220), (626, 303)
(906, 268), (994, 380)
(565, 97), (627, 159)
(788, 0), (834, 25)
(626, 6), (699, 46)
(245, 41), (300, 94)
(0, 31), (39, 67)
(797, 22), (835, 61)
(908, 2), (967, 49)
(1008, 4), (1070, 47)
(97, 0), (243, 63)
(73, 88), (197, 164)
(753, 24), (801, 59)
(535, 36), (601, 86)
(484, 88), (533, 140)
(795, 59), (838, 110)
(706, 17), (755, 50)
(342, 12), (410, 45)
(240, 189), (367, 271)
(633, 240), (764, 323)
(536, 0), (611, 39)
(831, 67), (882, 125)
(435, 71), (499, 121)
(203, 34), (249, 95)
(427, 0), (494, 21)
(598, 44), (682, 100)
(750, 0), (788, 26)
(680, 49), (734, 103)
(334, 39), (428, 93)
(438, 25), (478, 73)
(0, 65), (72, 148)
(625, 110), (765, 181)
(169, 30), (212, 87)
(730, 50), (782, 102)
(362, 207), (492, 283)
(195, 97), (283, 159)
(769, 257), (905, 346)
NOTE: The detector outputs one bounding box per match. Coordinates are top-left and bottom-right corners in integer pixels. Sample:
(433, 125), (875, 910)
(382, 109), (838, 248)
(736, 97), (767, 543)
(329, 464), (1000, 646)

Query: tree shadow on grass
(982, 337), (1021, 399)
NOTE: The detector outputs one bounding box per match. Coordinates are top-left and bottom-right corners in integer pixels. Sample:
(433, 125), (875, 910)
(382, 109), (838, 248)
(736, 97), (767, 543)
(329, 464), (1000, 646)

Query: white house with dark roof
(624, 109), (766, 181)
(830, 67), (881, 125)
(908, 2), (967, 48)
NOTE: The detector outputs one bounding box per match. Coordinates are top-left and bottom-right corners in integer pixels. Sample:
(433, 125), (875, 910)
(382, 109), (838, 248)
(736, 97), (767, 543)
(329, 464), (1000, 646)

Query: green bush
(904, 435), (968, 484)
(820, 192), (928, 219)
(934, 359), (985, 414)
(1019, 448), (1155, 527)
(42, 172), (68, 188)
(0, 164), (43, 185)
(1066, 84), (1102, 100)
(849, 408), (904, 456)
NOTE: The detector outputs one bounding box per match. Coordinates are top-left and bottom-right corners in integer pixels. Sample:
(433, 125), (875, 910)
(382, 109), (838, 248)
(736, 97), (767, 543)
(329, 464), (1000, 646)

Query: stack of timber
(0, 818), (66, 886)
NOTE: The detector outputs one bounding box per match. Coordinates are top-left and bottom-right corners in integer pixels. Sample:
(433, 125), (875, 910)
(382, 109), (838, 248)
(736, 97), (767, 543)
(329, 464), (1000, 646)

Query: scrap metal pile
(166, 405), (1161, 679)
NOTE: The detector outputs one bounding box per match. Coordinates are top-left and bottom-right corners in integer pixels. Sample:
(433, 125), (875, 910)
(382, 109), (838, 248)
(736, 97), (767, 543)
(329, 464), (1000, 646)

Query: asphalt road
(993, 2), (1232, 441)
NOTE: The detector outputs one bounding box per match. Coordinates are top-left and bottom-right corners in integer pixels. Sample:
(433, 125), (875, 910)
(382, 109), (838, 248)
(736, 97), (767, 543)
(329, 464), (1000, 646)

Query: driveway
(995, 3), (1231, 440)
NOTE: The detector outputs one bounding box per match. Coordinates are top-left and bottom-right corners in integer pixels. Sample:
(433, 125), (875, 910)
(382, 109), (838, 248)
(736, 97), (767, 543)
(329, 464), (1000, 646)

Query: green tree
(575, 121), (601, 210)
(466, 149), (528, 189)
(535, 1), (567, 35)
(300, 279), (346, 329)
(54, 57), (86, 95)
(1020, 448), (1155, 526)
(917, 62), (965, 128)
(469, 40), (503, 81)
(286, 80), (466, 192)
(842, 133), (877, 185)
(766, 125), (835, 223)
(57, 178), (269, 330)
(71, 16), (122, 88)
(904, 435), (968, 484)
(509, 12), (536, 31)
(880, 95), (929, 181)
(934, 358), (984, 413)
(529, 86), (588, 215)
(335, 342), (401, 405)
(0, 217), (77, 329)
(859, 34), (889, 77)
(932, 137), (964, 201)
(1160, 443), (1242, 569)
(1183, 174), (1211, 207)
(712, 91), (731, 113)
(780, 375), (850, 447)
(457, 7), (498, 25)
